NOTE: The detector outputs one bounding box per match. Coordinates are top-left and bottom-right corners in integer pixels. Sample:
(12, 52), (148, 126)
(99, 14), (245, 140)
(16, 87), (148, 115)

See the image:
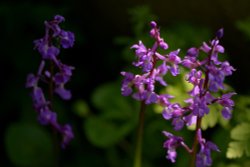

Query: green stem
(189, 117), (202, 167)
(133, 101), (146, 167)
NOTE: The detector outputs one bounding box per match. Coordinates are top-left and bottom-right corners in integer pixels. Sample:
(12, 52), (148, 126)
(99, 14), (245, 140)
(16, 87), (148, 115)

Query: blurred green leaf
(236, 18), (250, 39)
(143, 118), (167, 160)
(234, 95), (250, 122)
(165, 73), (192, 105)
(114, 5), (157, 63)
(201, 104), (227, 130)
(128, 5), (157, 36)
(227, 141), (245, 158)
(85, 117), (122, 148)
(5, 123), (54, 167)
(231, 123), (250, 141)
(216, 162), (241, 167)
(85, 82), (137, 148)
(227, 123), (250, 158)
(72, 99), (90, 118)
(84, 115), (134, 148)
(165, 23), (211, 51)
(91, 82), (135, 119)
(216, 160), (250, 167)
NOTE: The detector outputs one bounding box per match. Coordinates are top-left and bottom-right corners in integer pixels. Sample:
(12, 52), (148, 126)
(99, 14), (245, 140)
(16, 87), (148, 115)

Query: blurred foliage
(222, 20), (250, 165)
(236, 18), (250, 39)
(84, 82), (137, 148)
(227, 123), (250, 158)
(226, 95), (250, 162)
(72, 99), (90, 118)
(5, 123), (54, 167)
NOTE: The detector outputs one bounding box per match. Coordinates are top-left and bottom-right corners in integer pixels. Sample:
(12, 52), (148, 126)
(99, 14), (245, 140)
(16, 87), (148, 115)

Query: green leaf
(164, 72), (192, 105)
(92, 83), (124, 110)
(128, 5), (157, 36)
(84, 117), (119, 147)
(91, 82), (135, 120)
(143, 118), (167, 159)
(227, 123), (250, 158)
(216, 162), (241, 167)
(84, 116), (132, 148)
(165, 23), (211, 50)
(227, 141), (245, 158)
(236, 18), (250, 39)
(246, 141), (250, 156)
(231, 123), (250, 141)
(85, 82), (137, 148)
(201, 104), (224, 130)
(5, 123), (54, 167)
(234, 95), (250, 122)
(72, 99), (90, 118)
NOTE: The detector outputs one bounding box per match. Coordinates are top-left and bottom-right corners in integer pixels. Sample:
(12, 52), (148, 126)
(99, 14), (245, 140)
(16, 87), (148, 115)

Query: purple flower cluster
(26, 15), (75, 148)
(162, 28), (236, 166)
(121, 21), (181, 105)
(121, 22), (236, 167)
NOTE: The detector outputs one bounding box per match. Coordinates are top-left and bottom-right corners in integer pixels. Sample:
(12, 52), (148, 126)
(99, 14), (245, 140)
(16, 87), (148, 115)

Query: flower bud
(216, 28), (224, 39)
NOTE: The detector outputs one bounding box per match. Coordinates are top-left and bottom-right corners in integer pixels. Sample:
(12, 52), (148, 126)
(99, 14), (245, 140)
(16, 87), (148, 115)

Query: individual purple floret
(162, 131), (184, 163)
(196, 129), (220, 167)
(60, 124), (74, 149)
(217, 92), (236, 119)
(26, 15), (75, 148)
(216, 28), (224, 39)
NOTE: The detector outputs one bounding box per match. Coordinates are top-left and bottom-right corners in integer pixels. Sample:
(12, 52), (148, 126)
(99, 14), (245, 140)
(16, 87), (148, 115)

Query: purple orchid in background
(26, 15), (75, 148)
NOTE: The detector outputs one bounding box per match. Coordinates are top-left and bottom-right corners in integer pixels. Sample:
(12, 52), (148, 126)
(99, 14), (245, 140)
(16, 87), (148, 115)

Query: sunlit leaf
(201, 104), (223, 130)
(164, 72), (192, 105)
(227, 123), (250, 158)
(231, 123), (250, 141)
(227, 141), (245, 158)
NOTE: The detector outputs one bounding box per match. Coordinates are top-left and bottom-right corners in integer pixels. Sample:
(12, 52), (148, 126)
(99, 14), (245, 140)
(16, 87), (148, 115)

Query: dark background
(1, 0), (250, 166)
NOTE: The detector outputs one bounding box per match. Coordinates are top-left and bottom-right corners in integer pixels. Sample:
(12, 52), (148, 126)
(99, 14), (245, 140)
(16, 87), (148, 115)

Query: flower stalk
(189, 117), (202, 167)
(133, 101), (146, 167)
